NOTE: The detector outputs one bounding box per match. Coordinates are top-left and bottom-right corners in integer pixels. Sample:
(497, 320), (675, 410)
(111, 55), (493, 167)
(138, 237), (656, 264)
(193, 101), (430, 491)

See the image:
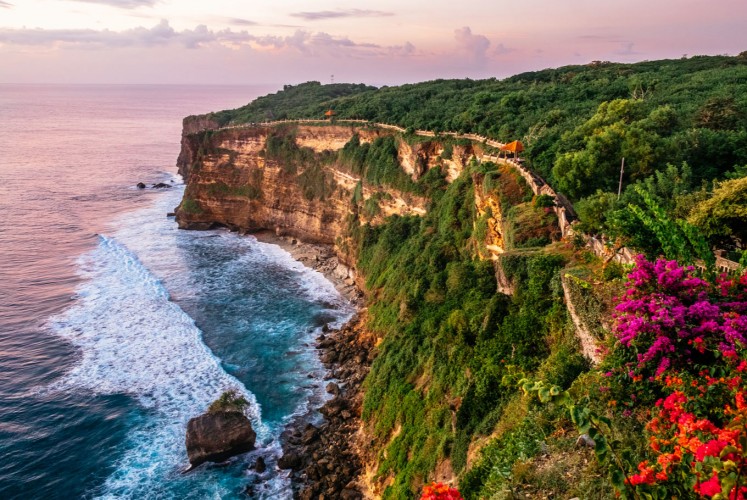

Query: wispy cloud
(0, 0), (14, 7)
(0, 20), (248, 49)
(224, 17), (257, 27)
(71, 0), (157, 8)
(221, 17), (301, 29)
(290, 9), (393, 21)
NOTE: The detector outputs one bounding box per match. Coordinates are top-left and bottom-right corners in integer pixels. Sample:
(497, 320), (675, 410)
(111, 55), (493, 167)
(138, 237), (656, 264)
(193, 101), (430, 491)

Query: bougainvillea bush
(612, 255), (747, 380)
(608, 256), (747, 499)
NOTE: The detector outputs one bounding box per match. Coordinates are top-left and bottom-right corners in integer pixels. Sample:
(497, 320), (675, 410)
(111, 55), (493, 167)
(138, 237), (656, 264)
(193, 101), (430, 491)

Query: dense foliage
(185, 54), (747, 498)
(350, 164), (588, 498)
(339, 135), (420, 193)
(523, 258), (747, 499)
(205, 81), (375, 125)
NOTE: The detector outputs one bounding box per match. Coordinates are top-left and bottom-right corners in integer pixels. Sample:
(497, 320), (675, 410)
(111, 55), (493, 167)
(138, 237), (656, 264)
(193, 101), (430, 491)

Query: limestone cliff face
(397, 141), (476, 182)
(175, 124), (426, 247)
(473, 172), (506, 259)
(177, 115), (221, 178)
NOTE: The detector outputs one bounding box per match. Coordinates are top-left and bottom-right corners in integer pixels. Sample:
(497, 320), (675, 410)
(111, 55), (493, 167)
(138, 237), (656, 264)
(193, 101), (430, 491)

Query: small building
(500, 140), (524, 159)
(324, 109), (336, 120)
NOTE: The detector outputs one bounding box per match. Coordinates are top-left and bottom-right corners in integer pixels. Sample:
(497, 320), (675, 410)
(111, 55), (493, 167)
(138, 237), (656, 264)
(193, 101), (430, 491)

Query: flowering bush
(610, 257), (747, 498)
(612, 255), (747, 379)
(420, 482), (463, 500)
(625, 369), (747, 498)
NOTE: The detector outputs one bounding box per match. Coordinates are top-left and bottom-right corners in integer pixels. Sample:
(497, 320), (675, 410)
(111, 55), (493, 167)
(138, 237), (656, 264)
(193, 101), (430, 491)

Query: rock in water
(136, 182), (146, 189)
(253, 456), (266, 473)
(185, 411), (256, 469)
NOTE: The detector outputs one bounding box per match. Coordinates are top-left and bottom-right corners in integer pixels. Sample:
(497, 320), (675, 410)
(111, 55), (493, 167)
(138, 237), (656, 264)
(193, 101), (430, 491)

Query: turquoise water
(0, 85), (352, 498)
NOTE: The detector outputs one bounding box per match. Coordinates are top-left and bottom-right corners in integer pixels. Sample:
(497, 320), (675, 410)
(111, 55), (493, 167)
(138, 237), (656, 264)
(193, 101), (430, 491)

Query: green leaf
(594, 435), (609, 463)
(610, 469), (626, 492)
(537, 387), (552, 403)
(720, 446), (739, 458)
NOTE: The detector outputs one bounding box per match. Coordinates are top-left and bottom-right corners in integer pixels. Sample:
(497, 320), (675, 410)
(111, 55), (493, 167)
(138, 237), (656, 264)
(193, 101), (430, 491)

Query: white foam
(44, 184), (353, 499)
(47, 235), (277, 498)
(251, 239), (355, 325)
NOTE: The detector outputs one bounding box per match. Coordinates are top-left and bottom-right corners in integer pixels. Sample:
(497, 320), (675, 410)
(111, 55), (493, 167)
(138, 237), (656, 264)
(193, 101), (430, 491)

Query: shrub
(611, 255), (747, 379)
(208, 389), (249, 413)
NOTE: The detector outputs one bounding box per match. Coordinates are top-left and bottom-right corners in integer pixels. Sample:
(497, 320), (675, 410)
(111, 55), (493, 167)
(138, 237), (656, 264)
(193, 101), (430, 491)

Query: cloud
(454, 26), (490, 62)
(224, 17), (257, 27)
(0, 0), (13, 7)
(494, 43), (514, 56)
(0, 20), (415, 58)
(0, 20), (253, 49)
(290, 9), (393, 21)
(71, 0), (157, 8)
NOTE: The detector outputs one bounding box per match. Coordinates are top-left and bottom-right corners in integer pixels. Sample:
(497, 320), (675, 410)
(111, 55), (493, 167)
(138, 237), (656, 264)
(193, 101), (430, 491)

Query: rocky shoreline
(253, 231), (364, 308)
(280, 314), (375, 499)
(253, 232), (374, 499)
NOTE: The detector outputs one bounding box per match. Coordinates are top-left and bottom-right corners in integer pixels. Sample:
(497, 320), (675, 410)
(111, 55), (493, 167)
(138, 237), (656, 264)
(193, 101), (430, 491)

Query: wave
(46, 235), (280, 498)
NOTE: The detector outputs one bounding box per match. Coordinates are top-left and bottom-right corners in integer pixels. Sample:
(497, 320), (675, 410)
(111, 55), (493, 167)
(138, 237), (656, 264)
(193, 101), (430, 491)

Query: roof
(501, 140), (524, 153)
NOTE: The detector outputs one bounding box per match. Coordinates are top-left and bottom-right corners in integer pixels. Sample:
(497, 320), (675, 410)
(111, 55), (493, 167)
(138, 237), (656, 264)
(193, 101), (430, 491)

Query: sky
(0, 0), (745, 86)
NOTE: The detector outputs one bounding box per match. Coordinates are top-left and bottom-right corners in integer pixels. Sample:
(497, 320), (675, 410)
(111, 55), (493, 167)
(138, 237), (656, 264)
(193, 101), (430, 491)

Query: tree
(688, 176), (747, 246)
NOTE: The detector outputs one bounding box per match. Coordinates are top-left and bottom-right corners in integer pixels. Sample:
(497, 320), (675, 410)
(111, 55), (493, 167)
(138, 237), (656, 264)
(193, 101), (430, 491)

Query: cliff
(176, 123), (444, 246)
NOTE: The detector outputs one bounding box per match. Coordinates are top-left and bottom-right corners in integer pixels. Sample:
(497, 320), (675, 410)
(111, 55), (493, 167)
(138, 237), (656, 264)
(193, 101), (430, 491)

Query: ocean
(0, 84), (354, 499)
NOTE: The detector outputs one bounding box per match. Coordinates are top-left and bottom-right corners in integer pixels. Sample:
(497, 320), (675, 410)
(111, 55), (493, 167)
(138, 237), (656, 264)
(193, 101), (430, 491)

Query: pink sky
(0, 0), (745, 85)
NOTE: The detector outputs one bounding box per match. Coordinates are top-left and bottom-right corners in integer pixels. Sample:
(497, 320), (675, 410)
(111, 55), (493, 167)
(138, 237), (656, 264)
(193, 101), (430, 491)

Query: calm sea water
(0, 85), (353, 499)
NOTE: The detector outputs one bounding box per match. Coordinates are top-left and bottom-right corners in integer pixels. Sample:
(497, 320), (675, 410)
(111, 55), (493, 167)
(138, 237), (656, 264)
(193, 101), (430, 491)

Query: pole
(617, 157), (625, 199)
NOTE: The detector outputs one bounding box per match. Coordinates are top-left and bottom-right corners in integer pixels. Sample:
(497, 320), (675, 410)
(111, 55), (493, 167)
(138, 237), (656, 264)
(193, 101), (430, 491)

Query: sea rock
(136, 182), (146, 189)
(326, 382), (340, 395)
(185, 411), (256, 469)
(253, 456), (266, 473)
(152, 182), (172, 189)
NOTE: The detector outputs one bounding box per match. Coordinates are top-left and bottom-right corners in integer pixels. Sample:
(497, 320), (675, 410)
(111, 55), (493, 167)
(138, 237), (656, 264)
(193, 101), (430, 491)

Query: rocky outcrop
(185, 411), (257, 469)
(473, 171), (506, 259)
(177, 114), (221, 178)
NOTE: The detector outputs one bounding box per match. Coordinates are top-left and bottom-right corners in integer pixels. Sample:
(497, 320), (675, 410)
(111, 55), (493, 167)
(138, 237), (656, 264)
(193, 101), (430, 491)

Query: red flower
(695, 440), (728, 462)
(695, 473), (722, 497)
(420, 482), (463, 500)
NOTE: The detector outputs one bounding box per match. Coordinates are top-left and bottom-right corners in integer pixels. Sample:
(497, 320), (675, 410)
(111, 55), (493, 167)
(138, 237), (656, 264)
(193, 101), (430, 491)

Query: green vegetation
(180, 197), (204, 214)
(205, 179), (262, 200)
(347, 162), (590, 498)
(339, 135), (420, 193)
(205, 82), (375, 126)
(216, 55), (747, 257)
(208, 389), (249, 413)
